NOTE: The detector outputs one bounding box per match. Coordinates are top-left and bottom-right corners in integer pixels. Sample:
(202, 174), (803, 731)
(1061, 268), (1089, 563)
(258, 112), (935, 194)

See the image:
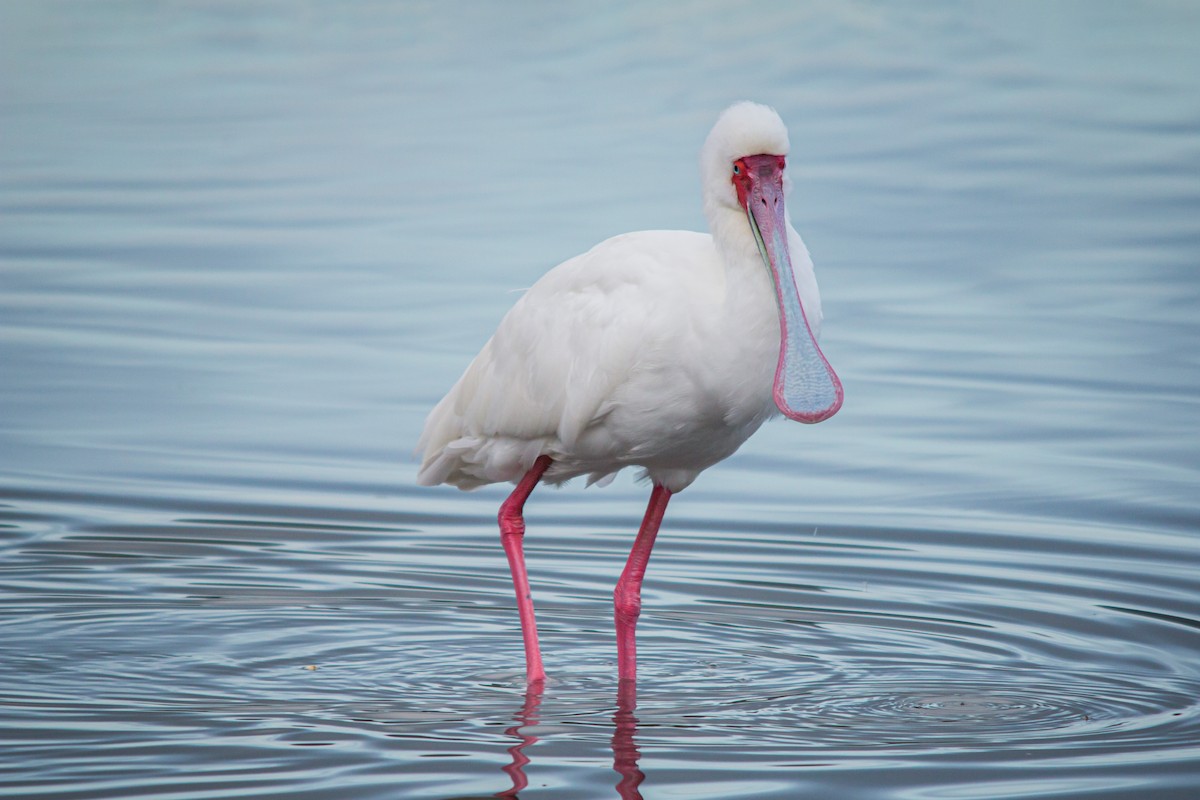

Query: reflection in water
(611, 681), (646, 800)
(495, 688), (541, 798)
(494, 682), (646, 800)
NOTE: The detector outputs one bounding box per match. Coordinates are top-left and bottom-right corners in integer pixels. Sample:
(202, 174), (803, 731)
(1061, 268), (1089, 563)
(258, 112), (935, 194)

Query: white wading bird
(416, 102), (843, 686)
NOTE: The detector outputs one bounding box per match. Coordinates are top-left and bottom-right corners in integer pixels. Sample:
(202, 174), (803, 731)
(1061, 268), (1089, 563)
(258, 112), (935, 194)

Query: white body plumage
(417, 102), (835, 494)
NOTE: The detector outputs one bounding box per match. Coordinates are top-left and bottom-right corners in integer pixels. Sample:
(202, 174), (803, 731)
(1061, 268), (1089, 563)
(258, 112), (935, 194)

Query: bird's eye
(732, 164), (741, 175)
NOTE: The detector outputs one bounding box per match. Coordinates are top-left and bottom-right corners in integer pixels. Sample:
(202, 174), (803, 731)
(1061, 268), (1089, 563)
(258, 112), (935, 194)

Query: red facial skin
(732, 154), (787, 212)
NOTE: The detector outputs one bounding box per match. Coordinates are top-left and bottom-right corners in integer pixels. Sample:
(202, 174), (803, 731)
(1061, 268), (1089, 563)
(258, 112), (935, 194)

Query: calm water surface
(2, 2), (1199, 798)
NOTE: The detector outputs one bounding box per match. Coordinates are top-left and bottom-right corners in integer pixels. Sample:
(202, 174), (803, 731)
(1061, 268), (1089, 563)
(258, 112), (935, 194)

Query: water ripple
(2, 490), (1199, 799)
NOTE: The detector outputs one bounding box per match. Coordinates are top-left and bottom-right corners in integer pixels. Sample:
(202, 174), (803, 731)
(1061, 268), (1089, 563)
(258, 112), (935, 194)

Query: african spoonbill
(416, 101), (843, 685)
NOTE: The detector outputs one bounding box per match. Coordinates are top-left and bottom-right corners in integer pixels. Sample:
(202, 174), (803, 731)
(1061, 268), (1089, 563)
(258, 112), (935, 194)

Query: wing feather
(416, 231), (718, 489)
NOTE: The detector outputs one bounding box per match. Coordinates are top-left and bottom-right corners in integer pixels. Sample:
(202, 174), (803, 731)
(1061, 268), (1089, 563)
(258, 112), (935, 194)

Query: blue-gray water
(2, 2), (1199, 798)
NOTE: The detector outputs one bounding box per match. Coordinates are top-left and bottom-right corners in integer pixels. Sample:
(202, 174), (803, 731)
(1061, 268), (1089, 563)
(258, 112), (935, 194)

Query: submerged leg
(613, 484), (672, 685)
(498, 455), (552, 684)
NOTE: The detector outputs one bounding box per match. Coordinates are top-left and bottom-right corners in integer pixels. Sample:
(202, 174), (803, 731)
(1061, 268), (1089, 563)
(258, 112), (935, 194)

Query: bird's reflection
(494, 680), (646, 800)
(494, 686), (540, 798)
(611, 680), (645, 798)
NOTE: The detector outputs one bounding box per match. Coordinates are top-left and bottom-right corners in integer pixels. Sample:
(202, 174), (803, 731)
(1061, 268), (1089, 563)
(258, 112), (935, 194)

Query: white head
(700, 102), (843, 425)
(700, 101), (790, 221)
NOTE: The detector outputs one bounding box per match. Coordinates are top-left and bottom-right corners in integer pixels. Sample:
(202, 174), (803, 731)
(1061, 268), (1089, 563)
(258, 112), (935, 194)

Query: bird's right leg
(498, 454), (552, 684)
(613, 484), (672, 687)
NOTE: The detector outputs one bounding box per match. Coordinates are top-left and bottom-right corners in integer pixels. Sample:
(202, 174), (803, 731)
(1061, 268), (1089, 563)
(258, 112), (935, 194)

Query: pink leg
(614, 484), (672, 685)
(499, 455), (552, 684)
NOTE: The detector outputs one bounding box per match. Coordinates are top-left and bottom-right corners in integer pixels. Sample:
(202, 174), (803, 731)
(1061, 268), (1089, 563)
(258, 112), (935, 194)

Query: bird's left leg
(613, 484), (672, 685)
(498, 455), (552, 684)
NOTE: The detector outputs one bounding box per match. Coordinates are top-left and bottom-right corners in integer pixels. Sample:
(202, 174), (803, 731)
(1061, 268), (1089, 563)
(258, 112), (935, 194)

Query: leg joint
(498, 502), (526, 538)
(613, 584), (642, 621)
